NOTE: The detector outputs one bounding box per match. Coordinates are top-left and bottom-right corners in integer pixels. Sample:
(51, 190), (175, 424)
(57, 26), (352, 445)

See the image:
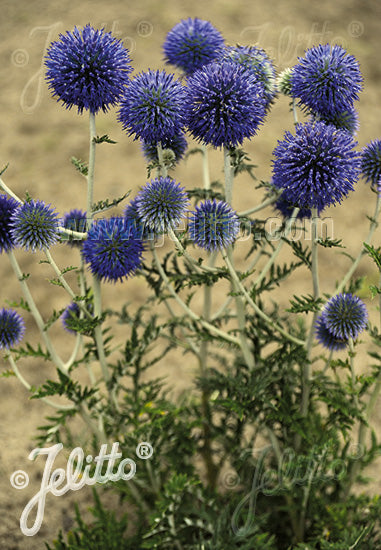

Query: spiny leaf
(287, 294), (324, 314)
(93, 134), (117, 144)
(317, 237), (345, 248)
(364, 242), (381, 272)
(71, 156), (88, 176)
(92, 192), (130, 215)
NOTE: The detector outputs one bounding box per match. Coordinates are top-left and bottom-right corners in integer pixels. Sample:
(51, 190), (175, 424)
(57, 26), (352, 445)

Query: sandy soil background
(1, 0), (381, 548)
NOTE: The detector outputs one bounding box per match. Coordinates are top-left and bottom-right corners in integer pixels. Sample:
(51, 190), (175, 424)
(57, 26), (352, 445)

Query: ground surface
(1, 0), (381, 547)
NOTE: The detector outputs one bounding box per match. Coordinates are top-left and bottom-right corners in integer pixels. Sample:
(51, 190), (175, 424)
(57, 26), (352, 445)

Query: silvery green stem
(222, 250), (305, 347)
(0, 177), (22, 203)
(239, 192), (281, 217)
(301, 208), (320, 418)
(255, 207), (299, 286)
(8, 250), (67, 374)
(150, 243), (240, 347)
(92, 275), (109, 385)
(202, 144), (210, 191)
(157, 142), (168, 178)
(223, 146), (233, 204)
(8, 353), (74, 411)
(335, 193), (381, 296)
(86, 111), (97, 223)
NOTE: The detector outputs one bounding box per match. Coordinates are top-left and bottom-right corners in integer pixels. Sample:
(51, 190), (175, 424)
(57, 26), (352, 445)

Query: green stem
(335, 193), (381, 295)
(8, 353), (75, 410)
(8, 250), (67, 373)
(157, 142), (168, 178)
(150, 243), (240, 347)
(301, 209), (320, 417)
(87, 111), (97, 224)
(238, 192), (281, 217)
(223, 146), (233, 204)
(222, 251), (304, 347)
(0, 176), (22, 203)
(254, 207), (299, 286)
(202, 144), (210, 191)
(92, 275), (109, 384)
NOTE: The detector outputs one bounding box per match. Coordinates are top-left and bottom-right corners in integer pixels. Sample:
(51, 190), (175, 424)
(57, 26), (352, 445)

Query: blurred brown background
(1, 0), (381, 548)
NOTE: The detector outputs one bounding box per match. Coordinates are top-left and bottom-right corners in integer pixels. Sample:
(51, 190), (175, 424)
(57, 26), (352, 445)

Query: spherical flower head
(62, 209), (87, 247)
(82, 217), (144, 283)
(189, 199), (240, 252)
(0, 308), (25, 350)
(315, 315), (348, 351)
(220, 45), (276, 106)
(45, 25), (133, 114)
(322, 293), (368, 341)
(163, 18), (224, 74)
(310, 107), (359, 136)
(291, 44), (363, 117)
(136, 177), (189, 233)
(361, 139), (381, 187)
(10, 199), (59, 251)
(272, 121), (361, 211)
(124, 197), (154, 240)
(276, 68), (293, 96)
(118, 70), (186, 143)
(185, 61), (267, 148)
(0, 194), (19, 254)
(141, 134), (188, 164)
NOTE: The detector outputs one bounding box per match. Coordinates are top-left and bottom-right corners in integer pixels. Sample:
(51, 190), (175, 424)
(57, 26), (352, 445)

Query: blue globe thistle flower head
(163, 18), (224, 75)
(311, 107), (359, 136)
(185, 61), (267, 148)
(0, 194), (19, 254)
(0, 308), (25, 350)
(62, 209), (88, 247)
(135, 177), (189, 234)
(291, 44), (363, 117)
(118, 70), (186, 143)
(10, 199), (59, 252)
(124, 197), (154, 240)
(361, 139), (381, 187)
(45, 25), (133, 114)
(82, 217), (144, 283)
(322, 293), (368, 341)
(220, 45), (276, 107)
(272, 121), (361, 211)
(188, 199), (240, 252)
(141, 133), (188, 164)
(315, 315), (348, 351)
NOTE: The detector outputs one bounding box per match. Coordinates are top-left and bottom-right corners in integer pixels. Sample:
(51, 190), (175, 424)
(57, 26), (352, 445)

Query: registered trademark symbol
(136, 442), (153, 459)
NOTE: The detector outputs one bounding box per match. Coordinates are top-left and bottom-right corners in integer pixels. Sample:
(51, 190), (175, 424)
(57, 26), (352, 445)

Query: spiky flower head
(361, 139), (381, 187)
(82, 217), (144, 283)
(163, 18), (224, 75)
(188, 199), (240, 252)
(118, 70), (186, 143)
(310, 107), (359, 136)
(62, 209), (87, 247)
(141, 134), (188, 164)
(272, 121), (361, 211)
(276, 68), (293, 96)
(185, 61), (267, 148)
(10, 199), (59, 251)
(0, 308), (25, 350)
(220, 45), (276, 106)
(321, 293), (368, 341)
(291, 44), (363, 117)
(135, 177), (189, 233)
(0, 194), (19, 254)
(45, 25), (132, 114)
(124, 197), (154, 240)
(315, 315), (348, 351)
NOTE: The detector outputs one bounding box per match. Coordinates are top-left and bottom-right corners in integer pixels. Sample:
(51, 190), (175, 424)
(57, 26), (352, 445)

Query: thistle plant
(2, 22), (381, 550)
